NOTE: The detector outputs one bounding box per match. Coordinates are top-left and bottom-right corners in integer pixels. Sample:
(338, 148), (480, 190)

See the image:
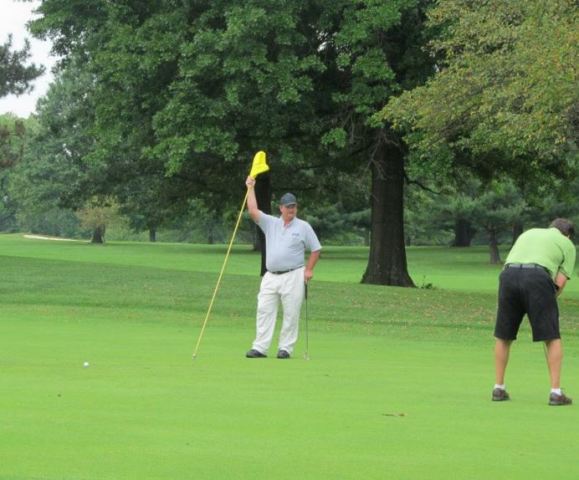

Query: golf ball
(83, 361), (90, 368)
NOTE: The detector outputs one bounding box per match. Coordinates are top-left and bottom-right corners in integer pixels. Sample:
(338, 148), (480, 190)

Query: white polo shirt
(256, 212), (322, 272)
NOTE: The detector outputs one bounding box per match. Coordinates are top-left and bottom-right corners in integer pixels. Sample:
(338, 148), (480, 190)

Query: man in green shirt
(492, 218), (576, 406)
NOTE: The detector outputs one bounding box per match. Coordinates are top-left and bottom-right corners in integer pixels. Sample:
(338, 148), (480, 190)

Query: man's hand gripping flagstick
(192, 151), (269, 360)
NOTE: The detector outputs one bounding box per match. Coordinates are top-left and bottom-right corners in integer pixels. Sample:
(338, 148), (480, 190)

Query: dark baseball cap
(279, 193), (297, 206)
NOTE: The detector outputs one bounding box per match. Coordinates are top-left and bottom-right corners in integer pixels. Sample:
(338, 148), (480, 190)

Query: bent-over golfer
(492, 218), (576, 405)
(244, 176), (321, 359)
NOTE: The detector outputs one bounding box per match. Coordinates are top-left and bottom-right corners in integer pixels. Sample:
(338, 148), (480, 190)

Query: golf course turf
(1, 234), (578, 479)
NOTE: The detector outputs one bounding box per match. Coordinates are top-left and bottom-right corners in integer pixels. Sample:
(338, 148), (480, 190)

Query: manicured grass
(1, 234), (578, 479)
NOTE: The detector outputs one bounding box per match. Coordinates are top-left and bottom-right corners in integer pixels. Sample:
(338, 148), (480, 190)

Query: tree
(471, 180), (527, 264)
(7, 60), (99, 238)
(403, 186), (454, 246)
(0, 114), (33, 231)
(0, 35), (44, 98)
(318, 0), (434, 286)
(431, 180), (479, 248)
(76, 197), (118, 244)
(30, 1), (436, 287)
(0, 114), (28, 168)
(31, 1), (326, 241)
(384, 0), (578, 187)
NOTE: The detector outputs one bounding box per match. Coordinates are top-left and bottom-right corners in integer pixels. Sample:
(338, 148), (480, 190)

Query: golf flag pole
(193, 151), (269, 360)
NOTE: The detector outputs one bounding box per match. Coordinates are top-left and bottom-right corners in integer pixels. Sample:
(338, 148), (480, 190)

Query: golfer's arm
(305, 250), (321, 272)
(246, 183), (260, 222)
(554, 272), (568, 297)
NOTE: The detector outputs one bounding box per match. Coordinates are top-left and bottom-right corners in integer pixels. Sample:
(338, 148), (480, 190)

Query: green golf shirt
(506, 227), (576, 280)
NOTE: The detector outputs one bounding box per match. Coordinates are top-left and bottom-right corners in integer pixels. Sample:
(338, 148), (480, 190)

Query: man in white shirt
(244, 176), (322, 359)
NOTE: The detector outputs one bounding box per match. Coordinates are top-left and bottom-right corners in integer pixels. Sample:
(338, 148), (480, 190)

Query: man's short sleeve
(304, 223), (322, 252)
(256, 212), (276, 232)
(560, 240), (576, 279)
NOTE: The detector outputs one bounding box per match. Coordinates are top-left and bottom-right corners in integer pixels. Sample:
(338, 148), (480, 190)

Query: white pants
(252, 267), (305, 355)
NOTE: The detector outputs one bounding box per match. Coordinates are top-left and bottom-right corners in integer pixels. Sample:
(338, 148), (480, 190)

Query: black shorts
(494, 266), (560, 342)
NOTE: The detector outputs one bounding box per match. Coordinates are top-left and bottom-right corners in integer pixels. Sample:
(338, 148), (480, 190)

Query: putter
(304, 281), (309, 360)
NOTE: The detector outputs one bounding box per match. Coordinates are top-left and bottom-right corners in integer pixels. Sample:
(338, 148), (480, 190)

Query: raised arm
(245, 176), (260, 223)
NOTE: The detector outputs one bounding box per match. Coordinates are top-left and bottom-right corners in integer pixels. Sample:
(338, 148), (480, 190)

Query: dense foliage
(384, 0), (578, 184)
(0, 34), (44, 97)
(0, 0), (576, 281)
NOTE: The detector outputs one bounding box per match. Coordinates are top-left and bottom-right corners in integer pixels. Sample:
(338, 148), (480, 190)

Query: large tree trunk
(149, 227), (157, 242)
(91, 224), (105, 244)
(452, 219), (475, 247)
(254, 171), (271, 276)
(488, 228), (501, 264)
(362, 141), (414, 287)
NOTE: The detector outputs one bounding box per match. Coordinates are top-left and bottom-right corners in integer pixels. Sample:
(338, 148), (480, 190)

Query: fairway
(1, 234), (578, 480)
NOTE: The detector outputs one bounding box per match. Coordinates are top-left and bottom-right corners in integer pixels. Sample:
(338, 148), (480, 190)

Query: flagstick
(192, 190), (249, 360)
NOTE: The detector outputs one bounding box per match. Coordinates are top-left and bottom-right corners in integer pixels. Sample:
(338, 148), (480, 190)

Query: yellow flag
(249, 151), (269, 178)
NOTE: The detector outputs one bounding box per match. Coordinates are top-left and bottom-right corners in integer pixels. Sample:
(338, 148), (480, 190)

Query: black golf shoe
(277, 350), (290, 359)
(549, 392), (572, 406)
(246, 349), (266, 358)
(492, 388), (510, 401)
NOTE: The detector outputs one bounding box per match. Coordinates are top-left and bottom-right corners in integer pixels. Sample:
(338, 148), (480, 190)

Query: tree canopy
(384, 0), (578, 184)
(25, 0), (436, 285)
(3, 0), (574, 280)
